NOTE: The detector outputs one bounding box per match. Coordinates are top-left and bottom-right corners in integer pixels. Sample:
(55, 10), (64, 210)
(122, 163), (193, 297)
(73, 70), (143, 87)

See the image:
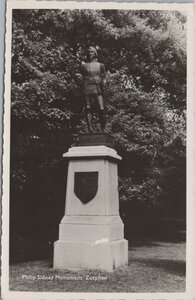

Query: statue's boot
(86, 112), (94, 132)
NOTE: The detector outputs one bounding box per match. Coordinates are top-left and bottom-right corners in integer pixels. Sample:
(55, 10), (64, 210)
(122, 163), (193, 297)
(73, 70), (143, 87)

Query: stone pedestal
(53, 140), (128, 271)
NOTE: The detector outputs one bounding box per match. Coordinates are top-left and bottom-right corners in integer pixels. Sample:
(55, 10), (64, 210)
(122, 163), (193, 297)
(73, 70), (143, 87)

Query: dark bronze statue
(76, 46), (106, 132)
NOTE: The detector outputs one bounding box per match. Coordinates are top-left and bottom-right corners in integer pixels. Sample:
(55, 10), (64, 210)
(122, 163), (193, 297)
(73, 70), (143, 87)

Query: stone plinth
(76, 133), (113, 147)
(53, 144), (128, 272)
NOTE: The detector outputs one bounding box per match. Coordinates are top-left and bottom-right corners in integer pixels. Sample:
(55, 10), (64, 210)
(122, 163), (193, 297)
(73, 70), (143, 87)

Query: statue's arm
(101, 63), (106, 77)
(101, 63), (106, 87)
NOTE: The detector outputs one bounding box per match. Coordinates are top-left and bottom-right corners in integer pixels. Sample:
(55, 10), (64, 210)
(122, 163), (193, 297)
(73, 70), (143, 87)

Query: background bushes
(10, 9), (186, 262)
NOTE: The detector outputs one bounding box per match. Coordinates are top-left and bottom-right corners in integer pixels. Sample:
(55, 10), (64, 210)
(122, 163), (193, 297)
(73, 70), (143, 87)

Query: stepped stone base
(59, 215), (124, 241)
(53, 239), (128, 272)
(53, 140), (128, 272)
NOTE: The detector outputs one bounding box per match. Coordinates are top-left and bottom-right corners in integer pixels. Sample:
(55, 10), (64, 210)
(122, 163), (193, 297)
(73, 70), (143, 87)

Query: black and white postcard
(1, 1), (195, 299)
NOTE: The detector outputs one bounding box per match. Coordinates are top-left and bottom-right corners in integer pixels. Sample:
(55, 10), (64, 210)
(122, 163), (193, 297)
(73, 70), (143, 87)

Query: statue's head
(87, 46), (98, 61)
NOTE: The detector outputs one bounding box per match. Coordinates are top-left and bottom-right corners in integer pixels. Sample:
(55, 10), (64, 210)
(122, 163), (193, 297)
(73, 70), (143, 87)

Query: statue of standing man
(76, 46), (106, 132)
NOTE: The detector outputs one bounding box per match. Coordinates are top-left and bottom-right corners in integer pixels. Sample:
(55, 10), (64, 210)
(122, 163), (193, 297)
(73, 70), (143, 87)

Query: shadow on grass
(124, 216), (186, 244)
(132, 258), (186, 277)
(128, 231), (186, 247)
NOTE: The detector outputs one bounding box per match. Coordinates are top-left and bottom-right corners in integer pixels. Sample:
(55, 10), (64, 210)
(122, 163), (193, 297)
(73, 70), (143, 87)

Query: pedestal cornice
(63, 145), (121, 161)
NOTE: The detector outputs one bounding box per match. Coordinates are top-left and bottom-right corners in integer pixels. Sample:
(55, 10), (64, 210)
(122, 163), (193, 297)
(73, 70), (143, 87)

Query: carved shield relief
(74, 172), (98, 204)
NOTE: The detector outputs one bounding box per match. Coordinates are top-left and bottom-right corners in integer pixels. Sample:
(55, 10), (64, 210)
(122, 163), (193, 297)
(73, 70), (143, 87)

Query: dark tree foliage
(10, 9), (186, 262)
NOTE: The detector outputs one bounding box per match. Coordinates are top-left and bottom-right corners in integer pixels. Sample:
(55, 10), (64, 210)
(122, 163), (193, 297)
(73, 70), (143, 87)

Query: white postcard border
(2, 1), (195, 299)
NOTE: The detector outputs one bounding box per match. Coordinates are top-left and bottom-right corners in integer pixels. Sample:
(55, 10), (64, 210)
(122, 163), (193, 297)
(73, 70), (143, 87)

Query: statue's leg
(97, 95), (106, 131)
(85, 96), (93, 132)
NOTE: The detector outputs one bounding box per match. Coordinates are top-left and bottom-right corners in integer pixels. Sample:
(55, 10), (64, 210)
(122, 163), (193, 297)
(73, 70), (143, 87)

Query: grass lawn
(9, 238), (186, 293)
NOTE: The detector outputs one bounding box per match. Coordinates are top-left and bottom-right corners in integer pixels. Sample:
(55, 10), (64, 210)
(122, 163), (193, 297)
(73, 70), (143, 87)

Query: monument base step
(53, 239), (128, 272)
(59, 215), (124, 241)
